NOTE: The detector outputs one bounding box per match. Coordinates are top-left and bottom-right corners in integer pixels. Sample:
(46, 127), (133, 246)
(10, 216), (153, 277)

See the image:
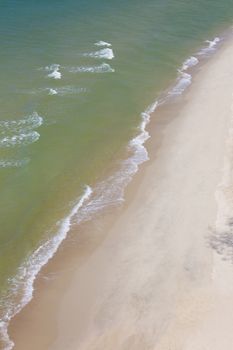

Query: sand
(9, 35), (233, 349)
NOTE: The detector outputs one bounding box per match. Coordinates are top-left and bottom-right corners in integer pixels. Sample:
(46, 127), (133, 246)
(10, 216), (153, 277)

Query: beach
(2, 1), (233, 348)
(7, 33), (233, 349)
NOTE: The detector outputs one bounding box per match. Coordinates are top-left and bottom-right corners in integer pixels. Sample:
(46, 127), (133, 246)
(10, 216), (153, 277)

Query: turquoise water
(0, 0), (233, 347)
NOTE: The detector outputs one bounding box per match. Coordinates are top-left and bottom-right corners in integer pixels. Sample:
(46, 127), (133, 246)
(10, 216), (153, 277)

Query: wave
(169, 71), (192, 96)
(45, 64), (60, 70)
(83, 48), (114, 60)
(0, 112), (43, 135)
(0, 186), (92, 350)
(73, 102), (159, 225)
(0, 131), (40, 148)
(198, 37), (220, 55)
(94, 41), (112, 47)
(0, 158), (30, 168)
(48, 86), (87, 96)
(168, 36), (221, 97)
(68, 63), (115, 73)
(46, 64), (62, 79)
(48, 88), (58, 95)
(18, 87), (86, 96)
(168, 37), (221, 97)
(182, 56), (199, 71)
(0, 112), (42, 148)
(48, 70), (61, 79)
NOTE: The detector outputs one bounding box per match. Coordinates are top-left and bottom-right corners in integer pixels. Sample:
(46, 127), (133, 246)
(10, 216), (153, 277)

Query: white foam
(182, 56), (199, 71)
(0, 131), (40, 148)
(0, 112), (43, 135)
(167, 37), (221, 98)
(84, 48), (114, 60)
(46, 64), (62, 79)
(48, 70), (61, 79)
(0, 112), (43, 150)
(48, 86), (87, 96)
(20, 87), (85, 96)
(94, 41), (112, 47)
(73, 102), (159, 225)
(68, 63), (115, 73)
(128, 102), (158, 165)
(168, 36), (221, 97)
(48, 88), (58, 95)
(0, 186), (92, 350)
(169, 71), (192, 96)
(198, 37), (220, 55)
(206, 37), (220, 48)
(0, 158), (29, 168)
(45, 64), (60, 71)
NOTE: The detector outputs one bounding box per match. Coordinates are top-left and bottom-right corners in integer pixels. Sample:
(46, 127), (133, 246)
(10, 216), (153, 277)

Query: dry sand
(9, 36), (233, 349)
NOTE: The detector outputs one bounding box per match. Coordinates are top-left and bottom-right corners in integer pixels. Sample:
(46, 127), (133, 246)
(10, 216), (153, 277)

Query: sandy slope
(9, 36), (233, 349)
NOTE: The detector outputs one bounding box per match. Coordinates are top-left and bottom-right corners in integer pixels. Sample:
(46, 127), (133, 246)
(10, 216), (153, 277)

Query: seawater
(0, 0), (233, 348)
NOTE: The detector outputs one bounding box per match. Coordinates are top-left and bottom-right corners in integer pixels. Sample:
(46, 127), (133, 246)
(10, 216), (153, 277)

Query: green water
(0, 0), (233, 342)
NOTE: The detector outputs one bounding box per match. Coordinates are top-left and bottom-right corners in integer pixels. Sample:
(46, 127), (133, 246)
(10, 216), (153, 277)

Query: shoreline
(7, 32), (233, 349)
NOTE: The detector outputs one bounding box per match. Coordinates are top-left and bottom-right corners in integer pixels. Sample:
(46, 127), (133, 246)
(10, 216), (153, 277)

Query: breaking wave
(46, 64), (62, 79)
(83, 48), (114, 60)
(48, 86), (87, 96)
(182, 56), (199, 71)
(0, 112), (43, 135)
(169, 71), (192, 96)
(198, 37), (220, 55)
(0, 112), (43, 148)
(0, 132), (40, 148)
(0, 186), (92, 350)
(68, 63), (114, 73)
(0, 158), (30, 168)
(94, 41), (112, 47)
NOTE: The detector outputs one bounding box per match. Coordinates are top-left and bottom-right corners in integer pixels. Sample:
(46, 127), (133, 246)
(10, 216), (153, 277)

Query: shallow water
(0, 0), (233, 348)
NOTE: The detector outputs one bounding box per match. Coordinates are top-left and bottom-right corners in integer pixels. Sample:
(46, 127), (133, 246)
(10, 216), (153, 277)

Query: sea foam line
(198, 37), (220, 55)
(73, 101), (159, 225)
(168, 36), (221, 97)
(169, 71), (192, 96)
(181, 56), (199, 71)
(160, 35), (219, 89)
(0, 186), (92, 350)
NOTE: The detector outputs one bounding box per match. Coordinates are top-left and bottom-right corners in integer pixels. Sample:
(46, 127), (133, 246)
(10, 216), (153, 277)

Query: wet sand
(9, 35), (233, 349)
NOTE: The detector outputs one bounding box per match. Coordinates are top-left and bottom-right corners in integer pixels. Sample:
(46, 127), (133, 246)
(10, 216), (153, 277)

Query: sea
(0, 0), (233, 348)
